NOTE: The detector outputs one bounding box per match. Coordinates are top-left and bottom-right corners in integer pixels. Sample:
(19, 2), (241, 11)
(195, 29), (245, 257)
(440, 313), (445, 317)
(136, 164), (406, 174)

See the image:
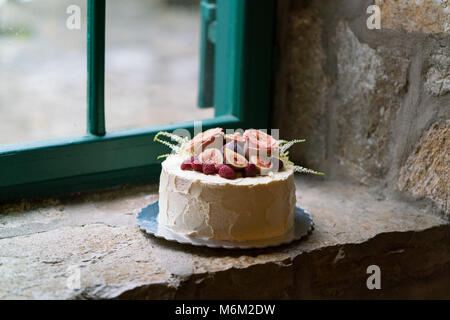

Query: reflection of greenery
(0, 25), (32, 38)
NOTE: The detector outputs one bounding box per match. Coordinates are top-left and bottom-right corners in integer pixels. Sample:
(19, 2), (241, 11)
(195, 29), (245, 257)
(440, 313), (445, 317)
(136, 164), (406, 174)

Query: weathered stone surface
(397, 120), (450, 214)
(0, 185), (159, 239)
(273, 6), (328, 169)
(334, 22), (410, 184)
(424, 52), (450, 96)
(0, 178), (448, 299)
(376, 0), (450, 34)
(0, 223), (173, 300)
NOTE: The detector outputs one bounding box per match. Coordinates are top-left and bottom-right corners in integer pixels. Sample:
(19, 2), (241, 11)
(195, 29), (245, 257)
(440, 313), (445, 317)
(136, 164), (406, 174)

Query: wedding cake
(155, 128), (321, 242)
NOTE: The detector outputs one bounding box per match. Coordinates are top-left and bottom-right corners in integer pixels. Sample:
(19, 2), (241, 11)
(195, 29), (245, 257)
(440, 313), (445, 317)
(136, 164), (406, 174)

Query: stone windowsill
(0, 176), (448, 299)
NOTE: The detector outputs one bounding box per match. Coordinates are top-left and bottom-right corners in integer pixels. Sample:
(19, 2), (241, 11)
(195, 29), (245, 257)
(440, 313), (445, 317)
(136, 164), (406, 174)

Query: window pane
(0, 0), (87, 145)
(105, 0), (213, 131)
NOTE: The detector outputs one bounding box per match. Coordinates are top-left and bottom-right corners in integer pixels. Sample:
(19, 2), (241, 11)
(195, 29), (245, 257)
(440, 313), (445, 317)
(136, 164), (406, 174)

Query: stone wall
(273, 0), (449, 215)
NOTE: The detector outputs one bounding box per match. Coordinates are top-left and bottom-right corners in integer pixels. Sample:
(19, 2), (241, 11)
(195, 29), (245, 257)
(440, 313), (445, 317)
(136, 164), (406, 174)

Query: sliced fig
(249, 155), (274, 174)
(198, 148), (223, 166)
(244, 129), (279, 157)
(224, 132), (246, 144)
(223, 141), (245, 156)
(185, 128), (224, 155)
(224, 148), (248, 170)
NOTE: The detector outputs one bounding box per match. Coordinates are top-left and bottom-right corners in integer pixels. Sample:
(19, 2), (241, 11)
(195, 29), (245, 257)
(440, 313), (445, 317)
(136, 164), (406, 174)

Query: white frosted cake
(154, 128), (322, 242)
(158, 155), (296, 241)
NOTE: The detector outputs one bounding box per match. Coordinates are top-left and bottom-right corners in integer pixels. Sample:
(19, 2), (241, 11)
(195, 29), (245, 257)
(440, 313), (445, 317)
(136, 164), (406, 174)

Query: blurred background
(0, 0), (213, 145)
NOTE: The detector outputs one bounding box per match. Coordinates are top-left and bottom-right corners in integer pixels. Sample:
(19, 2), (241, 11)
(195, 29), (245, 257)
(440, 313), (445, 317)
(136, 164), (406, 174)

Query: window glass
(105, 0), (213, 132)
(0, 0), (87, 144)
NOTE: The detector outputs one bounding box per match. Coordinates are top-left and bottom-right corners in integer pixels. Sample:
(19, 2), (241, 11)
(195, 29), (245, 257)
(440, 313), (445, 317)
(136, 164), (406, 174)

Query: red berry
(190, 156), (196, 162)
(180, 159), (192, 170)
(243, 163), (257, 177)
(192, 160), (203, 172)
(219, 165), (235, 179)
(203, 163), (216, 175)
(215, 164), (225, 173)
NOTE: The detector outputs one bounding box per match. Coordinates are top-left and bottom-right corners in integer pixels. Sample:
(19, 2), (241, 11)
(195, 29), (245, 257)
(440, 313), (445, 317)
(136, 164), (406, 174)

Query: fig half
(223, 141), (245, 156)
(244, 129), (279, 157)
(224, 132), (246, 144)
(224, 148), (248, 170)
(249, 155), (274, 175)
(198, 148), (224, 166)
(185, 128), (223, 155)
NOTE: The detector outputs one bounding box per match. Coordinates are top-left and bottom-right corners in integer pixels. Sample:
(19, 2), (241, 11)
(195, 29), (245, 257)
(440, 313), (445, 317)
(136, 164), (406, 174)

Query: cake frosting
(158, 155), (296, 241)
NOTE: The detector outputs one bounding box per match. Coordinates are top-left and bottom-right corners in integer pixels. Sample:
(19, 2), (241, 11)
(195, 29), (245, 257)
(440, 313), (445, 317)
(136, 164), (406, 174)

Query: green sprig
(280, 139), (306, 153)
(278, 138), (324, 176)
(292, 165), (325, 176)
(153, 131), (190, 159)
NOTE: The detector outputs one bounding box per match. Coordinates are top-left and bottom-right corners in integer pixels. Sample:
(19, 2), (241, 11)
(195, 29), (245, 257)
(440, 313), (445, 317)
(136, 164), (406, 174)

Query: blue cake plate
(137, 201), (314, 249)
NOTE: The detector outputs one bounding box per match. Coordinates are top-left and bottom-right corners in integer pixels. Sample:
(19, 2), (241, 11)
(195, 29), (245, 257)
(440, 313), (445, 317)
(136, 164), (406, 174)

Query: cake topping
(202, 163), (217, 175)
(180, 159), (193, 171)
(185, 127), (224, 155)
(215, 164), (225, 173)
(218, 164), (235, 179)
(154, 127), (324, 179)
(198, 148), (224, 166)
(224, 132), (246, 144)
(244, 129), (279, 156)
(242, 163), (257, 177)
(249, 155), (274, 174)
(192, 160), (203, 172)
(223, 148), (248, 170)
(223, 140), (245, 156)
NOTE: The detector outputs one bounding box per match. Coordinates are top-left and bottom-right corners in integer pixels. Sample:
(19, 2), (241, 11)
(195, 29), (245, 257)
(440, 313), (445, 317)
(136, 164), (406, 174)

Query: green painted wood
(0, 0), (276, 202)
(87, 0), (106, 136)
(213, 0), (244, 118)
(241, 0), (275, 130)
(214, 0), (275, 129)
(0, 115), (239, 186)
(0, 165), (161, 203)
(197, 0), (216, 108)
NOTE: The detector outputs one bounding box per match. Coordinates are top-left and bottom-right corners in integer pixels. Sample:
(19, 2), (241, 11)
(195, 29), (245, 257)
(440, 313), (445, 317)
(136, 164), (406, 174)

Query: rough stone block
(397, 120), (450, 214)
(376, 0), (450, 34)
(273, 6), (328, 169)
(424, 52), (450, 96)
(334, 22), (410, 184)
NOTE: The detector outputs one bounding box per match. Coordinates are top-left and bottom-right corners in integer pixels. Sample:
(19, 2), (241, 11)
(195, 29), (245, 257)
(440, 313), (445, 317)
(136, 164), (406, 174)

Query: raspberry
(242, 163), (257, 177)
(192, 160), (203, 172)
(180, 159), (192, 170)
(215, 164), (225, 173)
(219, 165), (235, 179)
(203, 163), (216, 175)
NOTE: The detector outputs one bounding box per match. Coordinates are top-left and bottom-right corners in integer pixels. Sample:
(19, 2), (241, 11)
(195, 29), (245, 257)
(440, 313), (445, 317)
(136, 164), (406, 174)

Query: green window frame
(0, 0), (275, 202)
